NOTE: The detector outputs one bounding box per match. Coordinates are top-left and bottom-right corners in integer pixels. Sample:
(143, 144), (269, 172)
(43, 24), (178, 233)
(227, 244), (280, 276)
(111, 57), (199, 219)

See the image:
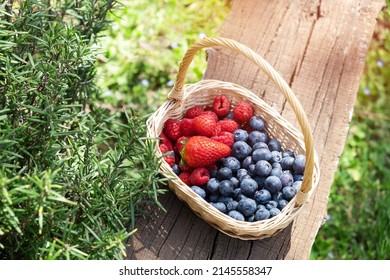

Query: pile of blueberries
(191, 115), (306, 222)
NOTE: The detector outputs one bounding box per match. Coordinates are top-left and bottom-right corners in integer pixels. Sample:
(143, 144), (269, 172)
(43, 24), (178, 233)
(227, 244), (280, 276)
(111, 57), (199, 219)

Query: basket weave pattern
(146, 37), (320, 240)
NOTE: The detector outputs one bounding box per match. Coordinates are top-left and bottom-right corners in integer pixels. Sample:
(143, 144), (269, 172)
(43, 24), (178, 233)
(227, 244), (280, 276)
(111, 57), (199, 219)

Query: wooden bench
(126, 0), (385, 259)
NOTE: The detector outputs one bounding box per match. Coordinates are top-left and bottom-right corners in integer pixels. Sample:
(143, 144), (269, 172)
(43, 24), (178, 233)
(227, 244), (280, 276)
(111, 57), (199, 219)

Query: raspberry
(164, 155), (175, 167)
(212, 95), (231, 117)
(233, 102), (254, 123)
(184, 106), (204, 119)
(159, 143), (169, 154)
(192, 114), (217, 137)
(163, 119), (182, 141)
(180, 118), (194, 137)
(211, 131), (234, 148)
(218, 119), (239, 133)
(174, 136), (188, 154)
(179, 160), (193, 172)
(190, 167), (210, 186)
(200, 110), (218, 122)
(159, 132), (173, 151)
(178, 171), (191, 186)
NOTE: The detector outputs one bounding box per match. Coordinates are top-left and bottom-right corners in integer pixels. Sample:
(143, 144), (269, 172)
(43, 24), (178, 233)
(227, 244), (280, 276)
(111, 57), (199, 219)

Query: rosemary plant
(0, 0), (166, 259)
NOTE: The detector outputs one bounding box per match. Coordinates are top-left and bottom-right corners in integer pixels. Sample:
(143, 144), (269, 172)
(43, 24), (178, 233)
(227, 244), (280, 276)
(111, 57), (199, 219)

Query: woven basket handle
(169, 37), (315, 203)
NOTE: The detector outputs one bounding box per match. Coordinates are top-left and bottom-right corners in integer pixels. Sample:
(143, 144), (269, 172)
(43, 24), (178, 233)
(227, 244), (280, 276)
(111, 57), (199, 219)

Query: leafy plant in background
(97, 0), (231, 114)
(311, 5), (390, 260)
(0, 0), (166, 260)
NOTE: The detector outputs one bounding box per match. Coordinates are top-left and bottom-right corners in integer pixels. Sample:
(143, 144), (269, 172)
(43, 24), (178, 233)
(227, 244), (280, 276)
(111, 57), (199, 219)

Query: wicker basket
(146, 37), (320, 240)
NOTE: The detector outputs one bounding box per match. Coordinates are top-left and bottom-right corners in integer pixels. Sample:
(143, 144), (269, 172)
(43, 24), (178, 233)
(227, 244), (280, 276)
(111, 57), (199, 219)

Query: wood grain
(126, 0), (385, 260)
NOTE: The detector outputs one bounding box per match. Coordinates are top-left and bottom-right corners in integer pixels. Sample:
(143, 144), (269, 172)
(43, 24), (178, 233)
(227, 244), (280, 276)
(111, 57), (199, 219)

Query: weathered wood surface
(127, 0), (385, 259)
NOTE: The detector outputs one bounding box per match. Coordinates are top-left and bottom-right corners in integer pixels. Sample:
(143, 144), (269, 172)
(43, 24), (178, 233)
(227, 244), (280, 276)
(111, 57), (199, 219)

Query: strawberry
(190, 167), (210, 186)
(181, 136), (231, 168)
(192, 114), (217, 137)
(163, 118), (182, 141)
(180, 118), (194, 136)
(233, 102), (254, 123)
(184, 106), (204, 119)
(218, 119), (239, 133)
(178, 171), (191, 186)
(212, 94), (231, 118)
(159, 132), (173, 151)
(211, 131), (234, 148)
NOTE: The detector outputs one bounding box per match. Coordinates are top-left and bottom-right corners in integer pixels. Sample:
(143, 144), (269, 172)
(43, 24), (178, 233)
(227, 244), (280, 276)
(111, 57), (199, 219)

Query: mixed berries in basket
(147, 37), (320, 240)
(160, 94), (308, 223)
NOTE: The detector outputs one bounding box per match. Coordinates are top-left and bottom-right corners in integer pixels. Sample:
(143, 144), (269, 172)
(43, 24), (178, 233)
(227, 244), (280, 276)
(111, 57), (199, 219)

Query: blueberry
(240, 178), (258, 196)
(242, 156), (254, 169)
(210, 202), (227, 213)
(206, 178), (220, 193)
(232, 141), (252, 160)
(270, 167), (283, 177)
(191, 186), (206, 199)
(226, 111), (234, 120)
(208, 193), (220, 202)
(252, 142), (269, 150)
(254, 189), (272, 204)
(249, 116), (265, 131)
(282, 150), (295, 158)
(210, 169), (218, 178)
(216, 167), (232, 180)
(233, 129), (249, 142)
(268, 139), (282, 152)
(239, 174), (252, 183)
(218, 196), (234, 205)
(248, 164), (256, 177)
(282, 186), (296, 201)
(218, 180), (234, 196)
(228, 210), (245, 221)
(222, 157), (241, 173)
(253, 176), (266, 188)
(226, 200), (239, 211)
(272, 162), (282, 169)
(172, 164), (181, 175)
(246, 215), (255, 222)
(292, 180), (302, 191)
(272, 191), (283, 201)
(280, 156), (295, 171)
(252, 148), (272, 162)
(233, 188), (246, 201)
(254, 160), (272, 177)
(254, 207), (270, 221)
(248, 131), (269, 146)
(264, 176), (282, 194)
(237, 198), (257, 216)
(265, 200), (278, 210)
(277, 199), (288, 210)
(236, 169), (249, 180)
(293, 173), (304, 182)
(230, 177), (240, 188)
(280, 171), (294, 187)
(293, 154), (306, 174)
(269, 207), (281, 217)
(270, 151), (282, 164)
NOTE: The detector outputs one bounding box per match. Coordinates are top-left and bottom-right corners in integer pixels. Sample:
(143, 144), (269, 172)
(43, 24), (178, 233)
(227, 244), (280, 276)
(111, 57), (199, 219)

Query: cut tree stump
(126, 0), (385, 259)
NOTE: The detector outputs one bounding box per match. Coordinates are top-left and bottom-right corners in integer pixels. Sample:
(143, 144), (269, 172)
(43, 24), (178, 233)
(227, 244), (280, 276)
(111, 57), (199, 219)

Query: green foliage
(0, 0), (166, 259)
(97, 0), (231, 114)
(311, 6), (390, 260)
